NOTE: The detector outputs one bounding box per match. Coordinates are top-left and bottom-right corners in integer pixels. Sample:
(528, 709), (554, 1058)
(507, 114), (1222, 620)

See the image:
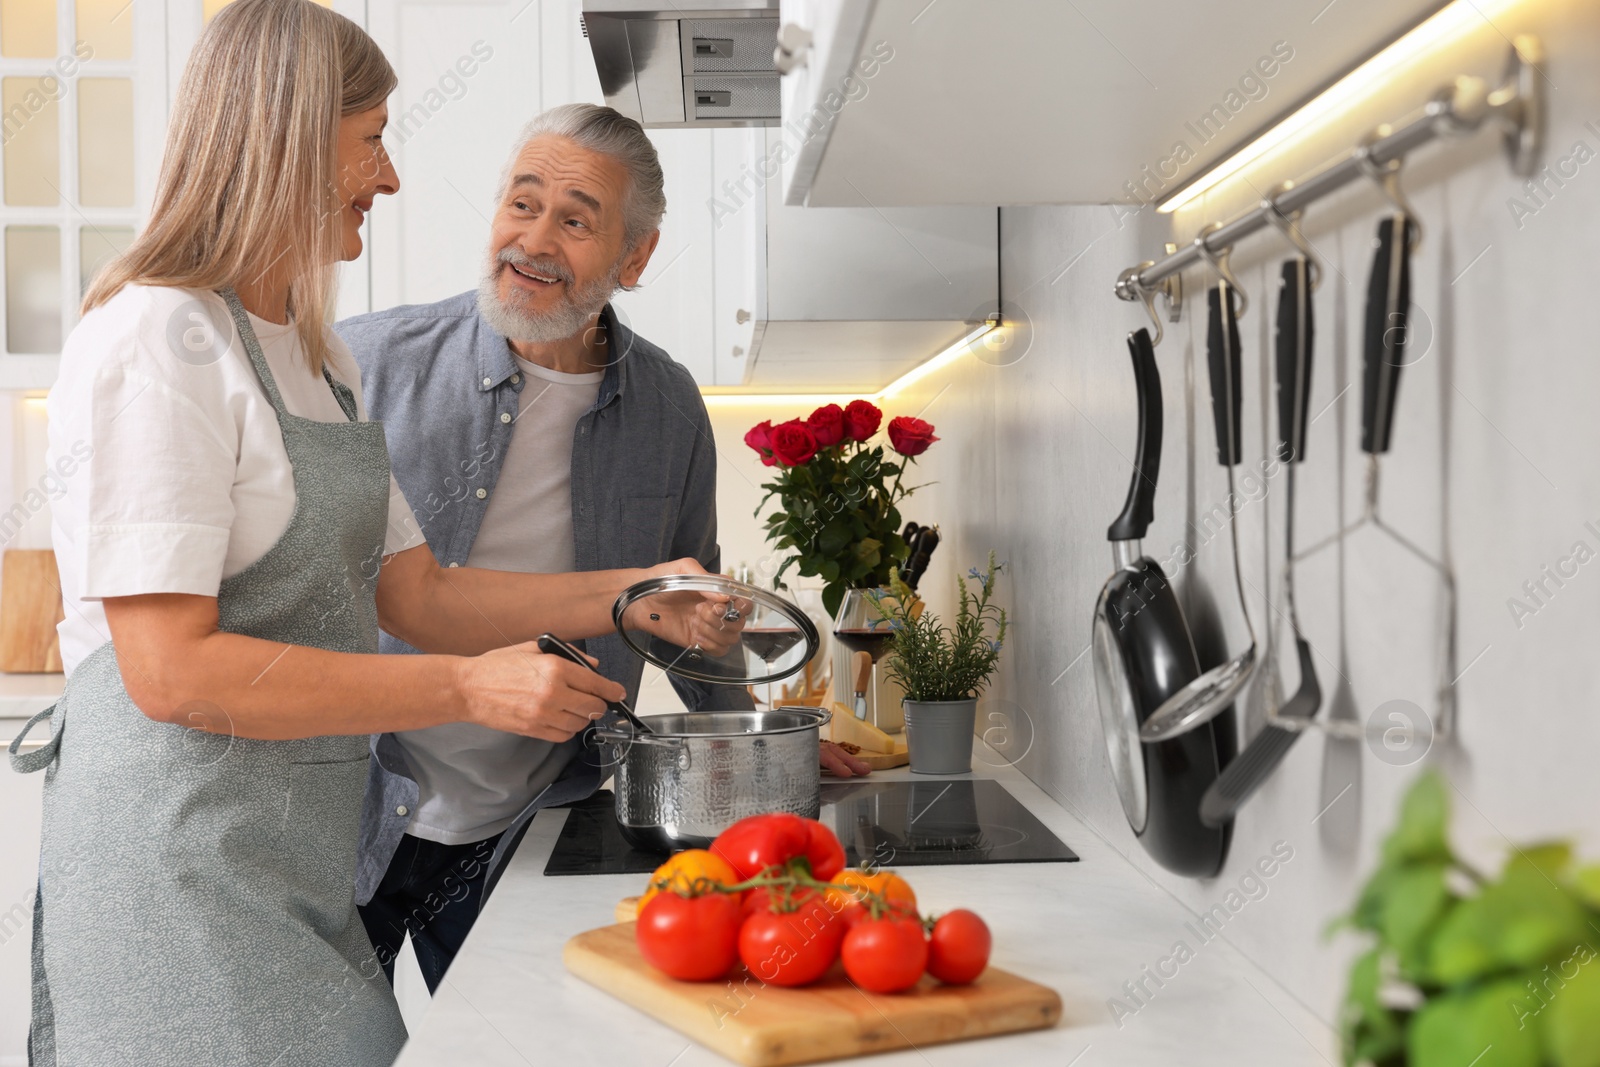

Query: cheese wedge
(827, 702), (898, 754)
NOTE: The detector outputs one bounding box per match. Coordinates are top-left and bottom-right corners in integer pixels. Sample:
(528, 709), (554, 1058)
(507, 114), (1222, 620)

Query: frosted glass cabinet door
(2, 77), (60, 207)
(76, 0), (133, 59)
(0, 0), (56, 58)
(6, 226), (61, 353)
(78, 78), (135, 206)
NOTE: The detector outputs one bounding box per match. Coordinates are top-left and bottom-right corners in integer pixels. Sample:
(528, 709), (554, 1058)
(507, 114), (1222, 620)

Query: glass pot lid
(611, 574), (820, 686)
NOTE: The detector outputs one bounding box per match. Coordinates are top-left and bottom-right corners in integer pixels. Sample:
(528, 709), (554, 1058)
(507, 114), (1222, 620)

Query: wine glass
(832, 588), (899, 721)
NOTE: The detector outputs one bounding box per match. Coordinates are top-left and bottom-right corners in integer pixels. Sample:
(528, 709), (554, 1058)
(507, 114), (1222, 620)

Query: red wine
(740, 627), (805, 661)
(832, 628), (895, 660)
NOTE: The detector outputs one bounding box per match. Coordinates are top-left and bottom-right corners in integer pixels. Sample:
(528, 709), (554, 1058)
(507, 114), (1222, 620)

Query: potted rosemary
(872, 554), (1006, 774)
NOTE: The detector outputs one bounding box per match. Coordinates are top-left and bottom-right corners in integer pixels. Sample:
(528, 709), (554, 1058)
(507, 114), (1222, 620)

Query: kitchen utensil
(538, 633), (656, 735)
(596, 707), (831, 851)
(564, 922), (1063, 1067)
(613, 573), (817, 686)
(1090, 294), (1231, 878)
(588, 574), (827, 849)
(904, 524), (940, 590)
(851, 649), (872, 719)
(0, 549), (64, 673)
(1293, 148), (1458, 742)
(1201, 239), (1323, 826)
(1140, 271), (1258, 743)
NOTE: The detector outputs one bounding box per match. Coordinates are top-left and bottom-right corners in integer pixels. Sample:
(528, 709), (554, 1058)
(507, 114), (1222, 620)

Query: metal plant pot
(597, 707), (831, 852)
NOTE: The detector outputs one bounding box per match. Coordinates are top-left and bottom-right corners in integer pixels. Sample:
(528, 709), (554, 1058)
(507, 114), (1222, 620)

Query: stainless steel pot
(597, 707), (831, 851)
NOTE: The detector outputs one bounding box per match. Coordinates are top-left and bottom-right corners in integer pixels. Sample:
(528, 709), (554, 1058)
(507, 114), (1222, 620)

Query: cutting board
(850, 739), (908, 771)
(565, 922), (1062, 1066)
(0, 550), (64, 673)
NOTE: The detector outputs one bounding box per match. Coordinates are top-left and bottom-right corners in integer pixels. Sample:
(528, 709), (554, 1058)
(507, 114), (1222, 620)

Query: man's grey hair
(497, 103), (667, 249)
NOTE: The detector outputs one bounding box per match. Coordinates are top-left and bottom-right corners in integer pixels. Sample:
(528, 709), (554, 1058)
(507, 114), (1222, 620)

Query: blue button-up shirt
(336, 292), (748, 903)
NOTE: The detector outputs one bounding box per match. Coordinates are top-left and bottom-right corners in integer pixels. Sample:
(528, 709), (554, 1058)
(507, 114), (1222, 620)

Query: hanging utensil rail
(1113, 36), (1543, 309)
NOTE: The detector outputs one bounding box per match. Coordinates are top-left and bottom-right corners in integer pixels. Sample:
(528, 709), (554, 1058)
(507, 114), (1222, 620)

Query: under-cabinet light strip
(1157, 0), (1526, 214)
(699, 321), (1001, 406)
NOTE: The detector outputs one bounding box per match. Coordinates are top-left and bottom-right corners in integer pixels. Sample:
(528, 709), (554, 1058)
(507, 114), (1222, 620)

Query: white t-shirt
(395, 355), (604, 845)
(48, 285), (425, 674)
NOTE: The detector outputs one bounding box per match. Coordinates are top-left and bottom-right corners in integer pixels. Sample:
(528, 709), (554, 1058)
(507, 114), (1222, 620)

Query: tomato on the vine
(824, 870), (918, 928)
(636, 891), (742, 981)
(639, 849), (739, 914)
(737, 890), (844, 987)
(926, 909), (991, 985)
(841, 915), (928, 994)
(712, 813), (812, 880)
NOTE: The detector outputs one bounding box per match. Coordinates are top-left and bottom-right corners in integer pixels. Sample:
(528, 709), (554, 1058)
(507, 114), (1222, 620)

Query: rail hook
(1117, 260), (1167, 347)
(1261, 182), (1324, 291)
(1193, 222), (1248, 318)
(1353, 130), (1424, 251)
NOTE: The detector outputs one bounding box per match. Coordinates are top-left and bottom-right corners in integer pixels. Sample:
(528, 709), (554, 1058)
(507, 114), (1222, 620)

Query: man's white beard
(477, 248), (623, 344)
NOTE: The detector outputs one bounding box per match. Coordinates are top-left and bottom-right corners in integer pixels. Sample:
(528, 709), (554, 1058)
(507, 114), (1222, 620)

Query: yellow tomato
(639, 849), (740, 912)
(823, 869), (917, 915)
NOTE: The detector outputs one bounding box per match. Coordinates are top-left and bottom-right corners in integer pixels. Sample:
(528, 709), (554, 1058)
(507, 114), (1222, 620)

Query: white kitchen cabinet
(774, 0), (1452, 207)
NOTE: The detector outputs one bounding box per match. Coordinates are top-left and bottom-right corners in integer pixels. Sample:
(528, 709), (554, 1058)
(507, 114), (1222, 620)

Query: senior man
(338, 104), (868, 993)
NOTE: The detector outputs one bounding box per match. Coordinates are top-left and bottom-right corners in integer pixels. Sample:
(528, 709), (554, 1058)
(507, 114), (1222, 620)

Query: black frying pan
(1091, 327), (1233, 878)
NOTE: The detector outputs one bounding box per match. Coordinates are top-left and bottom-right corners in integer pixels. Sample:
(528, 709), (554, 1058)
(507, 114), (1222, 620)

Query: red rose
(745, 420), (777, 466)
(807, 404), (845, 447)
(887, 416), (939, 457)
(843, 399), (882, 442)
(769, 420), (819, 466)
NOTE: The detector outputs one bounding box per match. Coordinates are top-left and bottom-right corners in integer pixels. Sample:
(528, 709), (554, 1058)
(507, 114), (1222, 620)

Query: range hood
(581, 1), (780, 128)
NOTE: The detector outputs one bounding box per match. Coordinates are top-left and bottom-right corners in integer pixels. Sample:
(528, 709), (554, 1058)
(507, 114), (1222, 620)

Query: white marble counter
(0, 673), (63, 746)
(394, 744), (1338, 1067)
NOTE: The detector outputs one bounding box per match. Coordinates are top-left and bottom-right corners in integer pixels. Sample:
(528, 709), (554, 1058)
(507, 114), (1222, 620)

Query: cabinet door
(607, 129), (716, 385)
(710, 128), (763, 386)
(364, 0), (562, 313)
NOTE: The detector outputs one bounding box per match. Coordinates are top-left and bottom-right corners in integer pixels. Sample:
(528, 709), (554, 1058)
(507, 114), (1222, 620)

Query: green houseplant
(872, 554), (1006, 774)
(1333, 771), (1600, 1067)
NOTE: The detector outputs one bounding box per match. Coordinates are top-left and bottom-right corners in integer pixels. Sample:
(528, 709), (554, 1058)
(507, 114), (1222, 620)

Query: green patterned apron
(9, 289), (408, 1066)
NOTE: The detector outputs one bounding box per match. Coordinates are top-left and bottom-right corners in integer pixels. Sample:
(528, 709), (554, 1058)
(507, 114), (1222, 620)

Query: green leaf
(819, 559), (840, 584)
(1543, 950), (1600, 1067)
(818, 519), (852, 557)
(1381, 863), (1453, 979)
(1511, 842), (1573, 880)
(1341, 948), (1406, 1066)
(853, 538), (882, 569)
(1574, 865), (1600, 910)
(1382, 771), (1453, 867)
(821, 582), (845, 619)
(1430, 864), (1591, 982)
(1408, 978), (1541, 1067)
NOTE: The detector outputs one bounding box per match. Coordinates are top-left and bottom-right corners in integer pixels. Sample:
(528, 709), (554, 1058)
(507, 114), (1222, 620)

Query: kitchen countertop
(394, 742), (1338, 1067)
(0, 673), (64, 742)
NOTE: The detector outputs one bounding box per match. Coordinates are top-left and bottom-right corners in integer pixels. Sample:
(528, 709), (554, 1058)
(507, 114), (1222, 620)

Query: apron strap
(9, 705), (61, 774)
(218, 288), (361, 425)
(217, 288), (291, 417)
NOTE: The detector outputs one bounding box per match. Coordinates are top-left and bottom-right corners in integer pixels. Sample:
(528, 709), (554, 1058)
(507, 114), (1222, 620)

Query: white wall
(705, 0), (1600, 1037)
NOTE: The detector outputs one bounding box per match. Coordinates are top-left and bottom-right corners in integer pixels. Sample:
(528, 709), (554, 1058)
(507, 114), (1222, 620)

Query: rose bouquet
(745, 399), (938, 617)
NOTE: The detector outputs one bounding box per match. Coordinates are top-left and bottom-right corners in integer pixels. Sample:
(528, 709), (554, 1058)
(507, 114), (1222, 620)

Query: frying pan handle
(1274, 257), (1316, 463)
(1107, 327), (1163, 542)
(1361, 214), (1415, 455)
(1206, 282), (1245, 467)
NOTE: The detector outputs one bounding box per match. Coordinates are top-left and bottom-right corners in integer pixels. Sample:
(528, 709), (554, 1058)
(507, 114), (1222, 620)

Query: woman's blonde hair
(83, 0), (395, 373)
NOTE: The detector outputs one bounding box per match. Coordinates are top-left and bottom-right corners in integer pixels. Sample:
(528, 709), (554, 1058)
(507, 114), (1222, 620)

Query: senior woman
(6, 2), (730, 1064)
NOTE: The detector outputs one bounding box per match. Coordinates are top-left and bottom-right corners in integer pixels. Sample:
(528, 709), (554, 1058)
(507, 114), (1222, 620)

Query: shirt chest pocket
(619, 493), (678, 568)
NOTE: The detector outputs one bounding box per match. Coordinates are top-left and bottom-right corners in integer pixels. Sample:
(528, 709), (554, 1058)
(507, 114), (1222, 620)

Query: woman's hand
(455, 641), (626, 742)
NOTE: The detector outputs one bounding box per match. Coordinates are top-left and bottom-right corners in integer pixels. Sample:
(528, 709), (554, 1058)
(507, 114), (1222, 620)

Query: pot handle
(592, 725), (685, 749)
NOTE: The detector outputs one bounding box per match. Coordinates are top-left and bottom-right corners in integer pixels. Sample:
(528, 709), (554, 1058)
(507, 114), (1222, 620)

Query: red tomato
(926, 909), (991, 985)
(636, 891), (743, 981)
(841, 916), (928, 994)
(737, 893), (845, 987)
(801, 819), (846, 882)
(712, 813), (811, 880)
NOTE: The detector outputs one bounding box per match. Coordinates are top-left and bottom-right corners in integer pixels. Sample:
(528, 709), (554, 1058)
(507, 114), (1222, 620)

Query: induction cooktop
(542, 779), (1078, 876)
